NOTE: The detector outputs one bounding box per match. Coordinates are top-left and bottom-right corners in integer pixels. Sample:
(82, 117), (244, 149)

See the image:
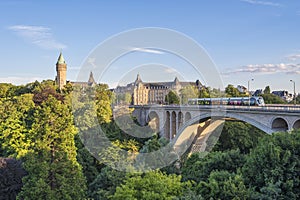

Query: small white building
(237, 85), (248, 93)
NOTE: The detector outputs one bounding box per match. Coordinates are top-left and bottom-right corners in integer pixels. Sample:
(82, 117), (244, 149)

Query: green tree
(140, 135), (168, 153)
(180, 85), (198, 104)
(97, 139), (140, 171)
(198, 87), (210, 98)
(208, 87), (223, 98)
(181, 150), (245, 183)
(112, 171), (190, 200)
(0, 83), (35, 98)
(225, 84), (245, 97)
(61, 82), (74, 95)
(213, 121), (266, 154)
(260, 93), (286, 104)
(165, 91), (180, 105)
(138, 136), (175, 173)
(75, 135), (102, 186)
(197, 170), (249, 199)
(286, 94), (300, 105)
(0, 94), (34, 158)
(124, 92), (132, 104)
(88, 166), (127, 200)
(95, 84), (113, 124)
(23, 80), (41, 93)
(264, 86), (271, 94)
(0, 158), (27, 200)
(17, 96), (87, 200)
(296, 94), (300, 104)
(175, 189), (204, 200)
(242, 130), (300, 199)
(115, 92), (132, 105)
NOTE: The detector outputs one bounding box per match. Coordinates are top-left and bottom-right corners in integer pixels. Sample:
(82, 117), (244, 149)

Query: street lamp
(290, 80), (296, 106)
(247, 79), (254, 107)
(248, 78), (254, 97)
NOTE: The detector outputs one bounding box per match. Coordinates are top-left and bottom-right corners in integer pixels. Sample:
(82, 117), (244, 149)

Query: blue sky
(1, 0), (300, 93)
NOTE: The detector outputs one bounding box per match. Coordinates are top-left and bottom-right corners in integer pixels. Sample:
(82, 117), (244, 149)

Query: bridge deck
(130, 105), (300, 113)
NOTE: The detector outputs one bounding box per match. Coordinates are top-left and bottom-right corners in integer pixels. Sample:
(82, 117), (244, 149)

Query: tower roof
(134, 73), (142, 84)
(174, 77), (180, 84)
(57, 52), (66, 64)
(88, 71), (96, 85)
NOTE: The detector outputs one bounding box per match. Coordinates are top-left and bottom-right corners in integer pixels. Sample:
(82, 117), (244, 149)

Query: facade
(55, 53), (96, 89)
(115, 74), (202, 105)
(71, 71), (97, 88)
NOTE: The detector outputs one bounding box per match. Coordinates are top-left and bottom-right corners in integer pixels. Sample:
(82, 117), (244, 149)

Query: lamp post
(247, 79), (254, 106)
(248, 79), (254, 96)
(290, 80), (296, 106)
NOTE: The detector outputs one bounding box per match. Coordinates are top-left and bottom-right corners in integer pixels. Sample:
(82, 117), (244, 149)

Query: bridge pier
(159, 116), (165, 138)
(175, 119), (178, 137)
(169, 113), (173, 140)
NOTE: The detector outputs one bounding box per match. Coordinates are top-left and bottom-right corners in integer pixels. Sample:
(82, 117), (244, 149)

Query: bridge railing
(220, 105), (300, 113)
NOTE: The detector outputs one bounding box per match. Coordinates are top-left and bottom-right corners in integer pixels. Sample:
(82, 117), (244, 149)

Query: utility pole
(248, 78), (254, 105)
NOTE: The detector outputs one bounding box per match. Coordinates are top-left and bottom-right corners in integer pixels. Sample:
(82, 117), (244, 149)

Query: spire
(174, 77), (179, 84)
(88, 71), (96, 86)
(135, 73), (142, 84)
(57, 52), (66, 64)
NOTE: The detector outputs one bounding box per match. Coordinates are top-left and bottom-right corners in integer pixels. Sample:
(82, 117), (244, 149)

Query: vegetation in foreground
(0, 81), (299, 199)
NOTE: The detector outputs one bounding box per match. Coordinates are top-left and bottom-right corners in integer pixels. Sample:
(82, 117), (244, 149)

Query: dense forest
(0, 81), (299, 199)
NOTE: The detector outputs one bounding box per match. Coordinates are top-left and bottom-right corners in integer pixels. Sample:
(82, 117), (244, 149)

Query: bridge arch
(147, 111), (160, 133)
(185, 112), (191, 122)
(271, 117), (289, 132)
(173, 112), (272, 145)
(293, 119), (300, 130)
(225, 112), (272, 134)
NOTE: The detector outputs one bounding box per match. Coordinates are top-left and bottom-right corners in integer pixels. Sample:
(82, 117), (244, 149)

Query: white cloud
(164, 68), (177, 74)
(240, 0), (282, 7)
(286, 53), (300, 61)
(223, 63), (300, 75)
(87, 57), (98, 69)
(87, 57), (96, 64)
(0, 76), (44, 85)
(129, 47), (165, 54)
(8, 25), (66, 50)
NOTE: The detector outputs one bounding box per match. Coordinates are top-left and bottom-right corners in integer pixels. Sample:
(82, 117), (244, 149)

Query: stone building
(55, 52), (96, 89)
(237, 85), (248, 94)
(115, 74), (202, 105)
(71, 71), (96, 88)
(55, 52), (67, 90)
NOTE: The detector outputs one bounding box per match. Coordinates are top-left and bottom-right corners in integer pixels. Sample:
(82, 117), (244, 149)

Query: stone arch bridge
(131, 105), (300, 141)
